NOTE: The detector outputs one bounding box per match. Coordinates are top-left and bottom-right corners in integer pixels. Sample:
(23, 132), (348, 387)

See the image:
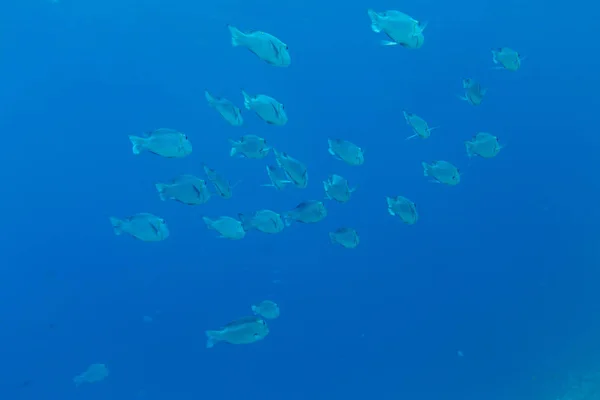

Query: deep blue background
(0, 0), (598, 399)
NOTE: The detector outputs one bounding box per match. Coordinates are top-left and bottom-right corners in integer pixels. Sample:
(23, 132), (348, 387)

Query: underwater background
(0, 0), (598, 399)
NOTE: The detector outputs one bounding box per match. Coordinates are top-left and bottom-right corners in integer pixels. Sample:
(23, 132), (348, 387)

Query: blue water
(1, 0), (599, 399)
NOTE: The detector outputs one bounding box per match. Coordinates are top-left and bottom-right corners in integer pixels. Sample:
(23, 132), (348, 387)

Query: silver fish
(460, 79), (487, 106)
(110, 213), (169, 242)
(129, 128), (192, 158)
(367, 9), (426, 48)
(228, 25), (291, 67)
(205, 316), (269, 348)
(285, 200), (327, 224)
(328, 138), (364, 166)
(205, 91), (243, 126)
(274, 149), (308, 188)
(329, 227), (360, 249)
(242, 90), (288, 125)
(492, 47), (522, 71)
(465, 132), (503, 158)
(155, 175), (211, 205)
(261, 165), (292, 190)
(251, 300), (280, 319)
(202, 216), (245, 240)
(386, 196), (418, 224)
(229, 134), (271, 159)
(422, 160), (461, 185)
(203, 164), (235, 199)
(238, 210), (285, 234)
(323, 174), (356, 203)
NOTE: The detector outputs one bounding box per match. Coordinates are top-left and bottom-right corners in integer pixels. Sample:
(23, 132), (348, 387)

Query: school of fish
(109, 9), (519, 348)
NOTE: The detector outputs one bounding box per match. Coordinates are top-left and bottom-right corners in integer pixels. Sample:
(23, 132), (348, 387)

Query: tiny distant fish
(155, 175), (211, 205)
(238, 210), (285, 234)
(252, 300), (280, 319)
(128, 128), (192, 158)
(285, 200), (327, 224)
(422, 160), (461, 185)
(205, 316), (269, 348)
(274, 149), (308, 188)
(328, 138), (364, 166)
(203, 164), (236, 199)
(404, 111), (436, 140)
(323, 174), (356, 203)
(465, 132), (503, 158)
(228, 25), (291, 67)
(386, 196), (418, 224)
(110, 213), (169, 242)
(205, 91), (243, 126)
(242, 90), (288, 125)
(203, 216), (245, 240)
(73, 363), (109, 387)
(261, 165), (292, 190)
(491, 47), (523, 71)
(229, 134), (271, 159)
(367, 9), (426, 48)
(460, 79), (487, 106)
(329, 227), (360, 249)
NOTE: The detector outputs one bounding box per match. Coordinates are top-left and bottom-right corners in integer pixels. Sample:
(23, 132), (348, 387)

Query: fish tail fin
(405, 134), (418, 140)
(238, 213), (252, 231)
(380, 40), (398, 46)
(128, 135), (145, 155)
(465, 141), (474, 158)
(416, 20), (428, 35)
(367, 9), (381, 33)
(155, 183), (168, 201)
(228, 139), (239, 157)
(202, 217), (214, 229)
(227, 25), (244, 47)
(241, 90), (252, 109)
(421, 162), (431, 177)
(109, 217), (124, 235)
(205, 90), (215, 104)
(205, 330), (220, 349)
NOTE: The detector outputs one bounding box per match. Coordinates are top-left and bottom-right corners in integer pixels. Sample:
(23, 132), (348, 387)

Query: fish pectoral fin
(380, 40), (398, 46)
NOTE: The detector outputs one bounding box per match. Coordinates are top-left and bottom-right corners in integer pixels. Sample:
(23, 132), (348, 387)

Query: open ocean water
(0, 0), (598, 399)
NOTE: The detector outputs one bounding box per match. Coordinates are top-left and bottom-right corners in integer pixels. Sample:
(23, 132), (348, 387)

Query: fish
(73, 363), (109, 387)
(367, 9), (426, 48)
(228, 25), (291, 66)
(285, 200), (327, 224)
(203, 164), (236, 199)
(404, 111), (436, 139)
(242, 90), (288, 125)
(251, 300), (280, 319)
(206, 316), (269, 348)
(155, 175), (211, 205)
(460, 79), (487, 106)
(323, 174), (356, 203)
(422, 160), (461, 185)
(128, 128), (192, 158)
(238, 210), (285, 234)
(205, 91), (243, 126)
(229, 134), (271, 159)
(328, 138), (364, 166)
(386, 196), (418, 224)
(465, 132), (503, 158)
(329, 227), (360, 249)
(491, 47), (522, 71)
(273, 149), (308, 188)
(109, 213), (169, 242)
(202, 216), (245, 240)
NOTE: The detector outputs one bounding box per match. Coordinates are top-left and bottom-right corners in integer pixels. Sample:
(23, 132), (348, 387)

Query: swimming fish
(323, 174), (356, 203)
(492, 47), (522, 71)
(329, 227), (360, 249)
(205, 91), (243, 126)
(386, 196), (418, 224)
(404, 111), (436, 139)
(229, 134), (270, 159)
(228, 25), (290, 67)
(205, 316), (269, 348)
(422, 160), (461, 185)
(238, 210), (285, 234)
(128, 128), (192, 158)
(73, 363), (109, 387)
(202, 216), (245, 240)
(328, 138), (364, 166)
(367, 9), (426, 48)
(261, 165), (292, 190)
(285, 200), (327, 224)
(155, 175), (211, 205)
(110, 213), (169, 242)
(460, 79), (487, 106)
(242, 90), (288, 125)
(274, 149), (308, 188)
(203, 164), (235, 199)
(465, 132), (503, 158)
(251, 300), (280, 319)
